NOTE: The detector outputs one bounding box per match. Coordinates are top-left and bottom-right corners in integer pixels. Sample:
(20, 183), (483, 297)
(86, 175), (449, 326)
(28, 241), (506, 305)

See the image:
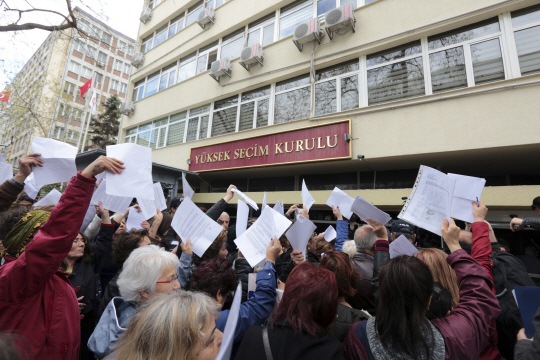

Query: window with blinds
(279, 0), (313, 39)
(221, 28), (245, 60)
(167, 111), (187, 145)
(239, 85), (271, 131)
(212, 96), (239, 136)
(512, 5), (540, 76)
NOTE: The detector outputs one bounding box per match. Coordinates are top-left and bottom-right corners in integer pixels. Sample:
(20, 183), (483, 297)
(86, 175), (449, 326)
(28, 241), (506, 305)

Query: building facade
(0, 7), (135, 167)
(123, 0), (540, 234)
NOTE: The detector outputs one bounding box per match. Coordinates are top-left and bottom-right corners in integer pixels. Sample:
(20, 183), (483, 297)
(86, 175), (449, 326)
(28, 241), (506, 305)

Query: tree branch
(1, 0), (77, 32)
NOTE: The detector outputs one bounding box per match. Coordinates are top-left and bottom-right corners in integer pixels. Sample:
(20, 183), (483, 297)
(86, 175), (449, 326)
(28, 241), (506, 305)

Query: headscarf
(1, 210), (50, 258)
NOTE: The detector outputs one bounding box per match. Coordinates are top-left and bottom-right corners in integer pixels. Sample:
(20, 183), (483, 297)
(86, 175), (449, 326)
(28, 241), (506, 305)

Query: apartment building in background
(122, 0), (540, 236)
(0, 7), (135, 167)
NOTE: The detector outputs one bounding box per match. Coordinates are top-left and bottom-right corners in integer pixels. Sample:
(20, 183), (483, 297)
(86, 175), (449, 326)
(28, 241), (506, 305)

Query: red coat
(0, 172), (96, 360)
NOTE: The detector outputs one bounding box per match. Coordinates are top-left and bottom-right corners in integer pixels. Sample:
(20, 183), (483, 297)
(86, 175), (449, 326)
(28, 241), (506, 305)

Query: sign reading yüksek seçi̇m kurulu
(189, 120), (351, 172)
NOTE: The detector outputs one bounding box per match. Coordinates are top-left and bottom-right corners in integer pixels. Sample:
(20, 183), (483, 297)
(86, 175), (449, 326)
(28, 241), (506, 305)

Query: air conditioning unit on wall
(131, 52), (144, 67)
(120, 101), (135, 116)
(239, 44), (263, 71)
(197, 7), (215, 30)
(140, 6), (152, 24)
(293, 18), (324, 52)
(209, 57), (231, 82)
(325, 4), (356, 40)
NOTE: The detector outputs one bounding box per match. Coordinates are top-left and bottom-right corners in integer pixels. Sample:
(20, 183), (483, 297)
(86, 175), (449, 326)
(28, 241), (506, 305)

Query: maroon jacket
(0, 172), (96, 360)
(345, 249), (501, 360)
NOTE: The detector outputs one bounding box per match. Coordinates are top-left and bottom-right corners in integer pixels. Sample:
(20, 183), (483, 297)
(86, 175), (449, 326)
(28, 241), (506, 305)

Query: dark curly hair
(112, 229), (149, 268)
(0, 207), (28, 240)
(192, 230), (227, 266)
(187, 257), (237, 299)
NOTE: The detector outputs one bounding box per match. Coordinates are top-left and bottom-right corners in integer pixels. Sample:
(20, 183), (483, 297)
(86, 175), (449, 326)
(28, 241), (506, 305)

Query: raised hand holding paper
(301, 179), (315, 213)
(152, 182), (168, 211)
(0, 162), (12, 183)
(448, 173), (486, 223)
(236, 200), (249, 238)
(126, 207), (146, 231)
(23, 172), (41, 199)
(389, 235), (418, 259)
(34, 188), (62, 207)
(324, 225), (337, 242)
(182, 173), (194, 199)
(106, 143), (154, 200)
(232, 188), (258, 210)
(273, 200), (284, 215)
(90, 179), (132, 214)
(137, 182), (168, 219)
(215, 282), (242, 360)
(351, 195), (392, 225)
(326, 187), (354, 219)
(171, 197), (223, 257)
(286, 215), (316, 259)
(31, 137), (78, 187)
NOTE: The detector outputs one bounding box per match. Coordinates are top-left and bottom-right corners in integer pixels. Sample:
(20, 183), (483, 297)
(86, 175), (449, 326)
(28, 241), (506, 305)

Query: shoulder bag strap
(262, 327), (274, 360)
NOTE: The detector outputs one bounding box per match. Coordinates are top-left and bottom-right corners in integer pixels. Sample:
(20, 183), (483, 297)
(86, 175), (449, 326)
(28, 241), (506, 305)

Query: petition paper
(126, 207), (146, 231)
(24, 173), (41, 199)
(285, 215), (316, 259)
(236, 200), (249, 238)
(351, 196), (392, 225)
(34, 188), (62, 207)
(235, 206), (276, 267)
(215, 282), (242, 360)
(182, 173), (194, 199)
(389, 235), (419, 259)
(171, 197), (223, 257)
(106, 143), (154, 200)
(0, 162), (12, 183)
(324, 225), (337, 242)
(90, 179), (132, 214)
(448, 173), (486, 223)
(232, 188), (258, 210)
(326, 187), (355, 219)
(302, 179), (315, 213)
(31, 137), (77, 187)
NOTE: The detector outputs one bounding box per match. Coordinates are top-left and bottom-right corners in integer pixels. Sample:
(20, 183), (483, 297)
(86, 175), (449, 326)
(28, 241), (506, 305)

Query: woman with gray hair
(114, 290), (222, 360)
(88, 245), (180, 359)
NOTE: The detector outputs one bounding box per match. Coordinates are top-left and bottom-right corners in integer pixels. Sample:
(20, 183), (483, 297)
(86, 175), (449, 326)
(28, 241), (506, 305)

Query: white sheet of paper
(152, 182), (167, 211)
(262, 192), (267, 211)
(23, 172), (41, 199)
(171, 197), (223, 257)
(215, 282), (242, 360)
(90, 179), (132, 214)
(95, 172), (105, 183)
(34, 188), (62, 207)
(182, 173), (194, 199)
(351, 195), (392, 225)
(0, 162), (13, 183)
(0, 154), (4, 162)
(31, 137), (77, 187)
(106, 143), (154, 200)
(235, 207), (277, 267)
(273, 200), (284, 215)
(232, 188), (258, 210)
(448, 173), (486, 223)
(80, 204), (97, 232)
(126, 207), (146, 231)
(286, 215), (317, 259)
(326, 187), (355, 219)
(137, 197), (158, 220)
(301, 179), (315, 213)
(271, 208), (293, 238)
(324, 225), (337, 242)
(398, 166), (456, 236)
(236, 200), (249, 238)
(389, 235), (419, 259)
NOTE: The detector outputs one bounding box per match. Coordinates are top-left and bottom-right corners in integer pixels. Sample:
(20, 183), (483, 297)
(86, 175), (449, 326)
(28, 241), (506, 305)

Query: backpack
(491, 251), (535, 360)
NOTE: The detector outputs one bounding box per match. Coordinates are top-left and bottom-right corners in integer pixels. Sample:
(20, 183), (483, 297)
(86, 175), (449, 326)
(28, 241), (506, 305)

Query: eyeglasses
(156, 274), (178, 285)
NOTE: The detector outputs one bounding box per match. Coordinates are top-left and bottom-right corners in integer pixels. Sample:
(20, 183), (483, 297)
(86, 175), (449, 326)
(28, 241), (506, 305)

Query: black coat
(91, 223), (118, 293)
(234, 323), (344, 360)
(95, 271), (120, 323)
(329, 304), (370, 341)
(275, 248), (292, 277)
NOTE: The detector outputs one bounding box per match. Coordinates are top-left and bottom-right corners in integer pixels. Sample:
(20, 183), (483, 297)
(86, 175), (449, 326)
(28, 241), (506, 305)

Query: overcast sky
(0, 0), (144, 90)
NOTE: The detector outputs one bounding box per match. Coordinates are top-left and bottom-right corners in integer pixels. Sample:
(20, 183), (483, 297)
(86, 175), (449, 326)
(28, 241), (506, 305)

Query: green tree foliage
(89, 94), (120, 149)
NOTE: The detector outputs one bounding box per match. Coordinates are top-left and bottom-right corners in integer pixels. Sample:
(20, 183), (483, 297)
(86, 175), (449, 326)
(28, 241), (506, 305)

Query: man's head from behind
(532, 196), (540, 216)
(391, 219), (416, 245)
(354, 226), (377, 254)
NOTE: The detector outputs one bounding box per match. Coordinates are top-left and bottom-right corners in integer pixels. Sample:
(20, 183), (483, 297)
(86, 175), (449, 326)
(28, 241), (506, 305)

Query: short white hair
(118, 245), (180, 303)
(342, 240), (357, 258)
(354, 226), (377, 251)
(220, 212), (229, 218)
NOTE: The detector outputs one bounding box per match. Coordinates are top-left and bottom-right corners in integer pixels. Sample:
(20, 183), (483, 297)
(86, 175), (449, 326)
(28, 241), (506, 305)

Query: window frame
(196, 41), (219, 74)
(220, 28), (245, 61)
(68, 60), (80, 74)
(114, 59), (123, 71)
(273, 74), (312, 124)
(238, 86), (272, 131)
(120, 83), (128, 93)
(314, 60), (361, 116)
(510, 6), (540, 77)
(111, 79), (119, 91)
(188, 104), (212, 141)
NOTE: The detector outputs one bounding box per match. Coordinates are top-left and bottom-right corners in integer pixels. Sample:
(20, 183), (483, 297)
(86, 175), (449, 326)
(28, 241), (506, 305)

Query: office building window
(167, 111), (187, 145)
(111, 80), (119, 91)
(74, 39), (86, 52)
(212, 96), (238, 137)
(239, 85), (270, 131)
(159, 63), (177, 91)
(220, 28), (245, 60)
(101, 32), (112, 45)
(124, 63), (131, 74)
(177, 53), (197, 83)
(87, 45), (97, 58)
(367, 40), (425, 105)
(168, 14), (185, 38)
(148, 0), (163, 9)
(141, 35), (153, 54)
(187, 105), (211, 141)
(144, 71), (161, 97)
(95, 72), (103, 84)
(279, 0), (313, 39)
(428, 18), (504, 92)
(154, 25), (168, 48)
(512, 4), (540, 76)
(317, 0), (337, 21)
(68, 61), (80, 74)
(118, 40), (127, 52)
(274, 74), (311, 124)
(82, 66), (93, 78)
(115, 59), (123, 71)
(196, 41), (219, 74)
(63, 82), (76, 95)
(315, 60), (360, 115)
(247, 13), (275, 48)
(186, 1), (204, 27)
(120, 83), (128, 93)
(97, 52), (107, 64)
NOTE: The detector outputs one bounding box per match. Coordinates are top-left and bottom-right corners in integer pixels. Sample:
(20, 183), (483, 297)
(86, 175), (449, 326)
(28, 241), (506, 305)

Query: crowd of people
(0, 153), (539, 360)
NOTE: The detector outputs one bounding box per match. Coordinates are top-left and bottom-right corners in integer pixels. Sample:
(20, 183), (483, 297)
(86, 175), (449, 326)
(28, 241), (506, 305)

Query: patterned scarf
(1, 210), (50, 258)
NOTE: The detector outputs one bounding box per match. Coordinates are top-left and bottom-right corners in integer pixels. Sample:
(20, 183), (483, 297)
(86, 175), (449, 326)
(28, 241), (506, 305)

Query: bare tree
(0, 0), (77, 32)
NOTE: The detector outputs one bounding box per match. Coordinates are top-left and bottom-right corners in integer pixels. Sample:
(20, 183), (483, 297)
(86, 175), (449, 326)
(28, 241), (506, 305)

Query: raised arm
(0, 156), (125, 301)
(176, 238), (193, 288)
(366, 218), (390, 303)
(333, 206), (347, 252)
(471, 201), (493, 280)
(0, 154), (43, 212)
(206, 184), (237, 221)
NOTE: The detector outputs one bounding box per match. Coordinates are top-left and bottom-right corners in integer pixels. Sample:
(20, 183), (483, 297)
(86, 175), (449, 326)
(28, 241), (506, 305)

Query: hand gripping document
(31, 137), (77, 187)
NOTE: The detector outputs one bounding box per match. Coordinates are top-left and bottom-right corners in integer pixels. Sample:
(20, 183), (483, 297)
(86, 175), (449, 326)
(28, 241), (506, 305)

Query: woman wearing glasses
(88, 244), (180, 359)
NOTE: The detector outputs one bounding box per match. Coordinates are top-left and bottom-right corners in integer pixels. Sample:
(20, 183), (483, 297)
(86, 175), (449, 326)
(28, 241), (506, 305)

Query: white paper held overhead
(34, 188), (62, 207)
(232, 188), (258, 210)
(126, 207), (146, 231)
(326, 187), (355, 219)
(31, 137), (78, 187)
(389, 235), (419, 259)
(261, 192), (267, 211)
(301, 179), (315, 213)
(80, 205), (97, 233)
(351, 195), (392, 225)
(215, 282), (243, 360)
(23, 172), (41, 199)
(236, 200), (249, 238)
(273, 200), (284, 215)
(286, 215), (316, 259)
(182, 173), (194, 199)
(448, 173), (486, 223)
(324, 225), (337, 242)
(90, 179), (133, 214)
(106, 143), (154, 200)
(0, 162), (12, 183)
(171, 197), (223, 257)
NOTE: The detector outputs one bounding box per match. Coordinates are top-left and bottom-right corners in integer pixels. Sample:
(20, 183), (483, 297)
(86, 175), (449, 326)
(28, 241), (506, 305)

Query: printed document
(24, 173), (41, 199)
(236, 200), (249, 238)
(171, 197), (223, 257)
(285, 215), (316, 259)
(215, 282), (243, 360)
(0, 162), (12, 183)
(90, 179), (132, 214)
(389, 235), (419, 259)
